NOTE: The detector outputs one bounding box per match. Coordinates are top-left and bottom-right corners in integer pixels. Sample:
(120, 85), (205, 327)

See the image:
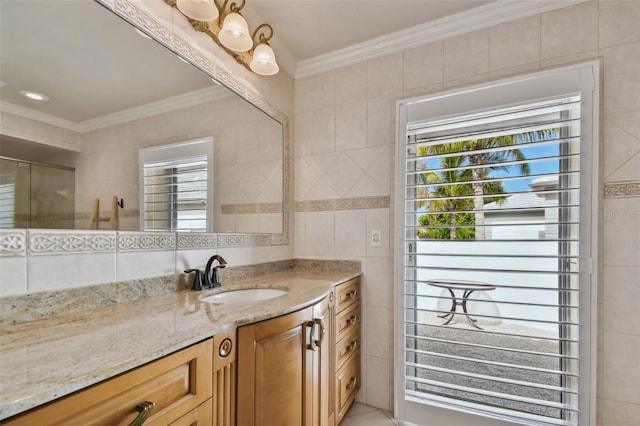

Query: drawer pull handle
(129, 401), (155, 426)
(346, 377), (358, 390)
(347, 340), (358, 352)
(307, 320), (317, 351)
(314, 318), (325, 348)
(347, 290), (358, 300)
(346, 315), (357, 326)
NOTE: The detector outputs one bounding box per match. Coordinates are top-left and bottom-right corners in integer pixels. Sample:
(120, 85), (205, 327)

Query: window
(139, 138), (213, 232)
(395, 63), (598, 426)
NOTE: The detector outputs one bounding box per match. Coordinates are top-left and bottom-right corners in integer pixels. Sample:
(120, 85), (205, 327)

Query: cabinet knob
(128, 401), (155, 426)
(347, 340), (358, 352)
(347, 315), (358, 326)
(219, 338), (232, 358)
(347, 290), (358, 300)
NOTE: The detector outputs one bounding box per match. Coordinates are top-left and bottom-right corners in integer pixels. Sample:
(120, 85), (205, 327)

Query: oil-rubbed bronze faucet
(184, 255), (227, 291)
(204, 254), (227, 288)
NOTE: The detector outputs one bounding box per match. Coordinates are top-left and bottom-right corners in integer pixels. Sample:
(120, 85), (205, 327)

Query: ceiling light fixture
(168, 0), (279, 76)
(19, 90), (49, 101)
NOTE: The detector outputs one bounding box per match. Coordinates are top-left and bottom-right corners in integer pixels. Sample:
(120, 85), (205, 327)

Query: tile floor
(341, 402), (417, 426)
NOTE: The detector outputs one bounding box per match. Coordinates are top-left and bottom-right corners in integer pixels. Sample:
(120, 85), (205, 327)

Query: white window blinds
(402, 94), (585, 425)
(139, 138), (212, 232)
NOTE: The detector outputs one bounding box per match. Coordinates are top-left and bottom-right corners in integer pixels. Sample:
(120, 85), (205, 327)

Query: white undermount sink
(199, 288), (288, 304)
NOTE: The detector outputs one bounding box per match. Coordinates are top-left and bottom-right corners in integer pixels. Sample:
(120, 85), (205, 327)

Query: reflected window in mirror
(139, 138), (213, 232)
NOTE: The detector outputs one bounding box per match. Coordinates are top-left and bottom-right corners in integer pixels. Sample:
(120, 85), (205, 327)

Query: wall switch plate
(371, 229), (382, 246)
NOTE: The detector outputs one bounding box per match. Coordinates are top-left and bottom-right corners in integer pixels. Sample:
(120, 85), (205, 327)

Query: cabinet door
(237, 306), (315, 426)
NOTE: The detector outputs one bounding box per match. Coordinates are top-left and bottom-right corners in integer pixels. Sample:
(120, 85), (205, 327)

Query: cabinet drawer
(6, 339), (213, 426)
(335, 325), (360, 371)
(335, 278), (360, 313)
(335, 354), (360, 423)
(169, 399), (213, 426)
(335, 301), (360, 343)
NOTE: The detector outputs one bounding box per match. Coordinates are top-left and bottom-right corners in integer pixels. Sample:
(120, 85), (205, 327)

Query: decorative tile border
(177, 233), (218, 249)
(296, 196), (391, 212)
(28, 230), (116, 255)
(0, 230), (26, 257)
(604, 180), (640, 198)
(117, 232), (176, 251)
(221, 202), (283, 214)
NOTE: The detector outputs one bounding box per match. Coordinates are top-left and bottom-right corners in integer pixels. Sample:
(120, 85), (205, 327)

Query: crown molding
(295, 0), (589, 79)
(0, 85), (230, 134)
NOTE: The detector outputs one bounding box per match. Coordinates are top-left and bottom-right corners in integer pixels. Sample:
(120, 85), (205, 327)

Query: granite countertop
(0, 267), (360, 420)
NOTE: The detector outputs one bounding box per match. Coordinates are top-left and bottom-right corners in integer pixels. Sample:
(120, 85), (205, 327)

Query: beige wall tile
(602, 399), (640, 426)
(444, 29), (489, 82)
(363, 257), (391, 309)
(334, 210), (367, 257)
(603, 266), (640, 335)
(602, 42), (640, 115)
(603, 198), (640, 267)
(304, 108), (336, 156)
(489, 15), (541, 71)
(304, 211), (334, 257)
(599, 0), (640, 49)
(27, 253), (116, 292)
(336, 62), (368, 105)
(603, 114), (640, 181)
(368, 53), (404, 98)
(366, 305), (390, 359)
(541, 1), (598, 60)
(336, 101), (368, 152)
(295, 71), (335, 113)
(366, 355), (391, 410)
(367, 96), (395, 148)
(403, 41), (444, 91)
(117, 250), (175, 281)
(324, 154), (365, 196)
(0, 256), (27, 296)
(347, 174), (388, 198)
(602, 333), (640, 404)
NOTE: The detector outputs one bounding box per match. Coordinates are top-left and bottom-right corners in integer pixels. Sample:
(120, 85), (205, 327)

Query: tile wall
(0, 229), (293, 295)
(293, 1), (640, 424)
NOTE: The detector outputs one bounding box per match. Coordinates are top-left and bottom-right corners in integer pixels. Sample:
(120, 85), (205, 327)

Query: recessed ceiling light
(19, 90), (49, 101)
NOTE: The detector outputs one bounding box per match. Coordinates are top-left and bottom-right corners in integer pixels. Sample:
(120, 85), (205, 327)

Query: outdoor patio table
(426, 279), (496, 329)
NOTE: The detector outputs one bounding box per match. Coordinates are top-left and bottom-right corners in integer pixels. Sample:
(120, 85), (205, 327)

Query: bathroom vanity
(0, 266), (361, 426)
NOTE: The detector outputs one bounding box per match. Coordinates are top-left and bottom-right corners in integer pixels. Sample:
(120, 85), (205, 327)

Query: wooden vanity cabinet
(236, 296), (331, 426)
(4, 339), (213, 426)
(334, 277), (361, 425)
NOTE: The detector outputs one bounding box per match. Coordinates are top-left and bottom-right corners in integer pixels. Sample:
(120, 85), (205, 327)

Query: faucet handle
(184, 269), (204, 291)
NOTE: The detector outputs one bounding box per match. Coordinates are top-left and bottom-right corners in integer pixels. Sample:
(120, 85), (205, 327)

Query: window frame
(138, 137), (214, 232)
(394, 62), (599, 426)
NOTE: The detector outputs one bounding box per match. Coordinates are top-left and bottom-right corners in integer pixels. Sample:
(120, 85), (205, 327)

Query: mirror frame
(108, 0), (290, 246)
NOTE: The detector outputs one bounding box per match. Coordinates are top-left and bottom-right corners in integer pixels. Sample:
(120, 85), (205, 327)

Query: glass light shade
(176, 0), (218, 22)
(250, 43), (279, 75)
(218, 12), (252, 52)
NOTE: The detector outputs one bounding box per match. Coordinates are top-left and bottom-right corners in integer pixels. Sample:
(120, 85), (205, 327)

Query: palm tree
(417, 143), (507, 240)
(465, 130), (556, 239)
(419, 154), (474, 240)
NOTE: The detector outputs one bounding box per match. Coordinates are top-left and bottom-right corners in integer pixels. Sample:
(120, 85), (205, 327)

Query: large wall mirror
(0, 0), (285, 236)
